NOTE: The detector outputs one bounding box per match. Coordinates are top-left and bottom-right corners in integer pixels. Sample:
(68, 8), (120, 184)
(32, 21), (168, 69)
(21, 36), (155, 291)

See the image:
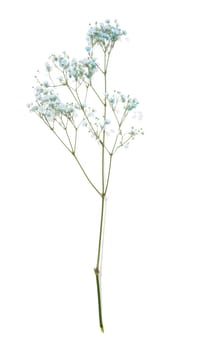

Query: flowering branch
(28, 19), (144, 333)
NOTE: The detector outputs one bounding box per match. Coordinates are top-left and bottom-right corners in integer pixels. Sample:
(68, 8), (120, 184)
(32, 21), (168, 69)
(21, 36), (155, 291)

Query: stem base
(94, 268), (104, 333)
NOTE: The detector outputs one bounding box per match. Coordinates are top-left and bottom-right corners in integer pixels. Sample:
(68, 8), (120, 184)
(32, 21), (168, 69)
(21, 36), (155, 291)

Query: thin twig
(90, 83), (105, 106)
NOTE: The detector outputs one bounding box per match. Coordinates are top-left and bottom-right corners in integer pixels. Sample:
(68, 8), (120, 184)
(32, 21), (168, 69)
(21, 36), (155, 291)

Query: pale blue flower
(31, 105), (38, 111)
(43, 81), (49, 87)
(46, 110), (55, 118)
(59, 56), (69, 69)
(35, 86), (43, 96)
(85, 46), (92, 52)
(41, 95), (50, 102)
(108, 96), (115, 105)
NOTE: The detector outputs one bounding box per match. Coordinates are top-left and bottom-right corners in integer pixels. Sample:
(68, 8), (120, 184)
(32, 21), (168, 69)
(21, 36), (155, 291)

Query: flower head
(86, 20), (127, 48)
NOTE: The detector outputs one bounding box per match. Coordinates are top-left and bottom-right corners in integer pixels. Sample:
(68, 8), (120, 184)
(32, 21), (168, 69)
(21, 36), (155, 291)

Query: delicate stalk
(105, 153), (113, 195)
(90, 83), (105, 106)
(73, 154), (101, 196)
(64, 126), (74, 152)
(94, 192), (105, 332)
(74, 127), (78, 153)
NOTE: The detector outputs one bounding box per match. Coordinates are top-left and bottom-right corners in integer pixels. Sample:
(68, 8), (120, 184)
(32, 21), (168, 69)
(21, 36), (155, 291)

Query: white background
(0, 0), (210, 349)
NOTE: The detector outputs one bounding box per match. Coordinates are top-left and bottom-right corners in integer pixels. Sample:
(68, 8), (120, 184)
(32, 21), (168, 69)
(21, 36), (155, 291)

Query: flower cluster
(86, 20), (127, 49)
(128, 126), (144, 138)
(105, 90), (144, 149)
(28, 85), (79, 120)
(107, 91), (139, 112)
(50, 52), (97, 82)
(69, 57), (97, 80)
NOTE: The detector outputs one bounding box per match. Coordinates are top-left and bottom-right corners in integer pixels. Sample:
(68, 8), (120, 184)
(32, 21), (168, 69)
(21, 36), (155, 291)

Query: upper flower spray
(86, 19), (127, 50)
(28, 19), (143, 155)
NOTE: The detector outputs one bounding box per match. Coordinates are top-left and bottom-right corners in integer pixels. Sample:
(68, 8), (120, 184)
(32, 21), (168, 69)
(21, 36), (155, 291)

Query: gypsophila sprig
(27, 19), (144, 333)
(87, 19), (127, 50)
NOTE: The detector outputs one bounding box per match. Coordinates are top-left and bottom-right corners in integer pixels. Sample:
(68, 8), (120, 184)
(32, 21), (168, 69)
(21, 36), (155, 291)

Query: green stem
(96, 194), (105, 268)
(94, 193), (105, 332)
(95, 272), (104, 332)
(94, 147), (106, 331)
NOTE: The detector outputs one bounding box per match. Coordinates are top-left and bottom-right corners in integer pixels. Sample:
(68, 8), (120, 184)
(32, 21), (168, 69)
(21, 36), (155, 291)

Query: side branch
(90, 83), (105, 106)
(40, 115), (73, 154)
(39, 114), (101, 196)
(73, 154), (102, 196)
(104, 153), (113, 195)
